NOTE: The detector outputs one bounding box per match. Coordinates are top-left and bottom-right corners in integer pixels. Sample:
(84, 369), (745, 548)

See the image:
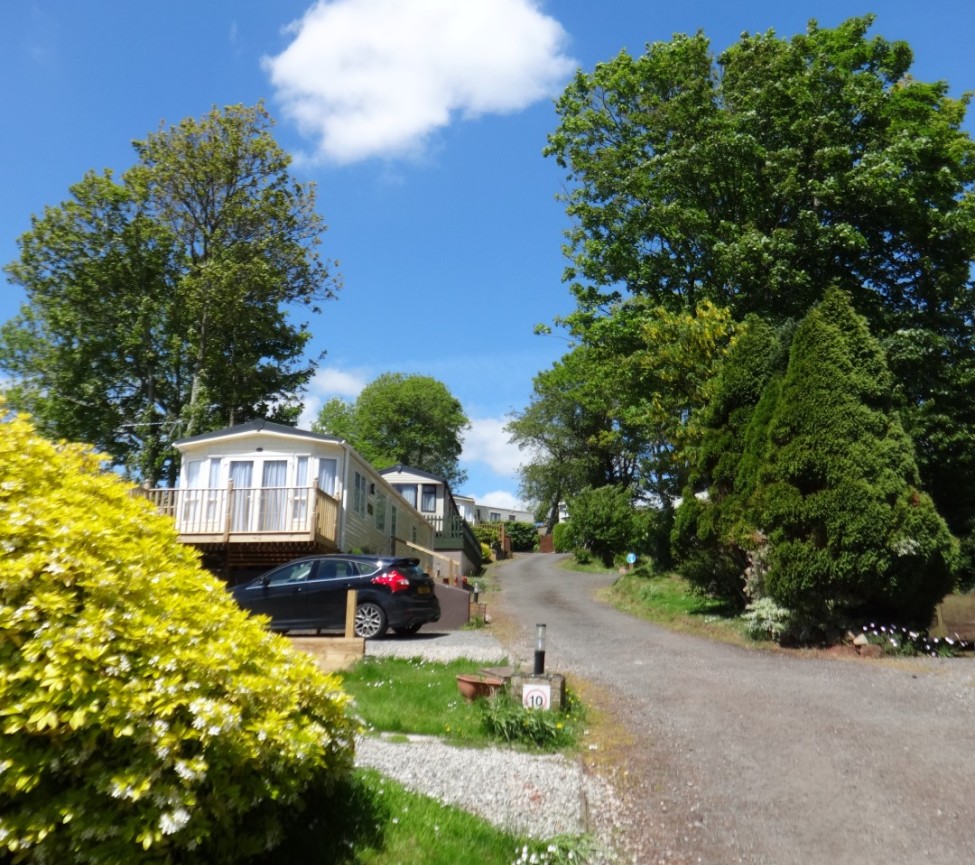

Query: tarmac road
(491, 553), (975, 865)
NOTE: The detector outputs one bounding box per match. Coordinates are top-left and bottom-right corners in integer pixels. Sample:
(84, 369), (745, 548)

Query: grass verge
(340, 655), (586, 751)
(561, 558), (751, 646)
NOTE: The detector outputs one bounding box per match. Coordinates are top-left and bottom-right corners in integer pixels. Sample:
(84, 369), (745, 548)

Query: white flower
(159, 808), (191, 835)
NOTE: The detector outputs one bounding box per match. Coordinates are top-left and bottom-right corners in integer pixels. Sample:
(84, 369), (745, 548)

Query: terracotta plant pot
(455, 673), (504, 701)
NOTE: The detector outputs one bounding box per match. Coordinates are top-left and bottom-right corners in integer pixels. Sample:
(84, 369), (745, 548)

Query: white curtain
(318, 458), (337, 496)
(184, 460), (203, 488)
(395, 483), (417, 508)
(205, 458), (222, 529)
(294, 456), (309, 526)
(229, 461), (253, 531)
(260, 461), (287, 530)
(181, 460), (203, 529)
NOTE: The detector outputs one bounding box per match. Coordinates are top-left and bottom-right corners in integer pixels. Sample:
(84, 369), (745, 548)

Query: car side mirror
(261, 575), (271, 588)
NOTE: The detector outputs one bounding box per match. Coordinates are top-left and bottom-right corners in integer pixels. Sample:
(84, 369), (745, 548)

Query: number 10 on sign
(522, 683), (551, 710)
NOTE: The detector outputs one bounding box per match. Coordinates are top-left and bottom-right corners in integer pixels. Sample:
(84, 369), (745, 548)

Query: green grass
(340, 656), (506, 745)
(302, 657), (597, 865)
(561, 558), (750, 645)
(340, 655), (586, 751)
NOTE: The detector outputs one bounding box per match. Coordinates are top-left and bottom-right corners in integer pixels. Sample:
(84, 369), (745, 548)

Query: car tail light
(372, 569), (411, 593)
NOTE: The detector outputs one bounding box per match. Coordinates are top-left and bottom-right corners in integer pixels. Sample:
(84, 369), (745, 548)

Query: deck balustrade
(426, 513), (480, 556)
(138, 484), (339, 546)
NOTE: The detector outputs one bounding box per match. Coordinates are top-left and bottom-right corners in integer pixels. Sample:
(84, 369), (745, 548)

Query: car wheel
(354, 602), (388, 639)
(393, 623), (422, 636)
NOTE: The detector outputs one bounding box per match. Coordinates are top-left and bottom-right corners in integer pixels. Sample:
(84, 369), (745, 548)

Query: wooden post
(308, 481), (316, 541)
(344, 589), (358, 638)
(222, 480), (235, 580)
(222, 479), (234, 544)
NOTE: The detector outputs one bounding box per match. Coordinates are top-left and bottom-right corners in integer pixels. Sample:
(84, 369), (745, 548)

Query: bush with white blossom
(0, 403), (355, 864)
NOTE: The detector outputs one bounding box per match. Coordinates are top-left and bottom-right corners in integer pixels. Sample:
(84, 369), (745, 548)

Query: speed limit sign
(522, 683), (551, 710)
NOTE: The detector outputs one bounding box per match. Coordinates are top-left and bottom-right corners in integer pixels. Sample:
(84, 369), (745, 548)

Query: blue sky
(2, 1), (974, 508)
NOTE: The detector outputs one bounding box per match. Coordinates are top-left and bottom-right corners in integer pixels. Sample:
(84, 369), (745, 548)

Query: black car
(230, 554), (440, 639)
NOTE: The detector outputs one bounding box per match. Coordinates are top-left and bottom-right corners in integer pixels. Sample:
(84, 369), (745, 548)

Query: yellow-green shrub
(0, 405), (355, 864)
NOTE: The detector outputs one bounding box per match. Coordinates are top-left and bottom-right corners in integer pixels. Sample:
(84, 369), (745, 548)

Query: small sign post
(522, 682), (552, 710)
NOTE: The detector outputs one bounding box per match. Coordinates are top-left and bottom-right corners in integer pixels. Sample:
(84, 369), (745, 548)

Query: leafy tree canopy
(313, 373), (470, 488)
(509, 300), (735, 527)
(547, 15), (975, 331)
(1, 103), (338, 485)
(539, 15), (975, 579)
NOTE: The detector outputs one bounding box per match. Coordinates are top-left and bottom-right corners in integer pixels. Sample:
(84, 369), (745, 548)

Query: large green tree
(545, 16), (975, 577)
(313, 373), (470, 487)
(1, 103), (338, 484)
(547, 16), (975, 324)
(753, 290), (958, 625)
(510, 300), (734, 529)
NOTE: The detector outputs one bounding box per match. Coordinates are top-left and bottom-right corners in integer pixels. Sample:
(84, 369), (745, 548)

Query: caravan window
(318, 458), (337, 496)
(394, 484), (417, 508)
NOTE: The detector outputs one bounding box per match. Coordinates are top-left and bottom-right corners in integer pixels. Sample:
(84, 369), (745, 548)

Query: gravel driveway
(490, 554), (975, 865)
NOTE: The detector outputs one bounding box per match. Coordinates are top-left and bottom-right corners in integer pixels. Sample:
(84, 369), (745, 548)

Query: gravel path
(355, 734), (610, 840)
(492, 554), (975, 865)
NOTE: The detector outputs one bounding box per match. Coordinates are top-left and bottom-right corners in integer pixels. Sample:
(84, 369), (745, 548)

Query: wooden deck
(136, 484), (340, 571)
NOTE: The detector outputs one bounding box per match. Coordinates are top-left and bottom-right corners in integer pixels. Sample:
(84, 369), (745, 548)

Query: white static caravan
(142, 420), (434, 580)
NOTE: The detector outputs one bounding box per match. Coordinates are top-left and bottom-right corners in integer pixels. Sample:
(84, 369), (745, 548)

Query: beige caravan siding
(340, 452), (434, 571)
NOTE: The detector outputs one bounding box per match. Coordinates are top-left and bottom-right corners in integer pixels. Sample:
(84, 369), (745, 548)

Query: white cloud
(263, 0), (576, 164)
(475, 489), (526, 510)
(311, 365), (370, 398)
(299, 365), (370, 428)
(461, 416), (523, 476)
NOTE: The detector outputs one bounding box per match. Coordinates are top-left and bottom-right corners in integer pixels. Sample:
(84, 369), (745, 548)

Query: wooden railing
(427, 513), (480, 558)
(137, 484), (339, 545)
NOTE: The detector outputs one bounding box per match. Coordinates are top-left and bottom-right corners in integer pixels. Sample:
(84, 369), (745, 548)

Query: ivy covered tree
(314, 373), (470, 488)
(672, 316), (789, 607)
(545, 15), (975, 580)
(1, 103), (339, 485)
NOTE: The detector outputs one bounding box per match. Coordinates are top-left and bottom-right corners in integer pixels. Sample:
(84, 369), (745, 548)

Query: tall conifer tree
(755, 290), (958, 624)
